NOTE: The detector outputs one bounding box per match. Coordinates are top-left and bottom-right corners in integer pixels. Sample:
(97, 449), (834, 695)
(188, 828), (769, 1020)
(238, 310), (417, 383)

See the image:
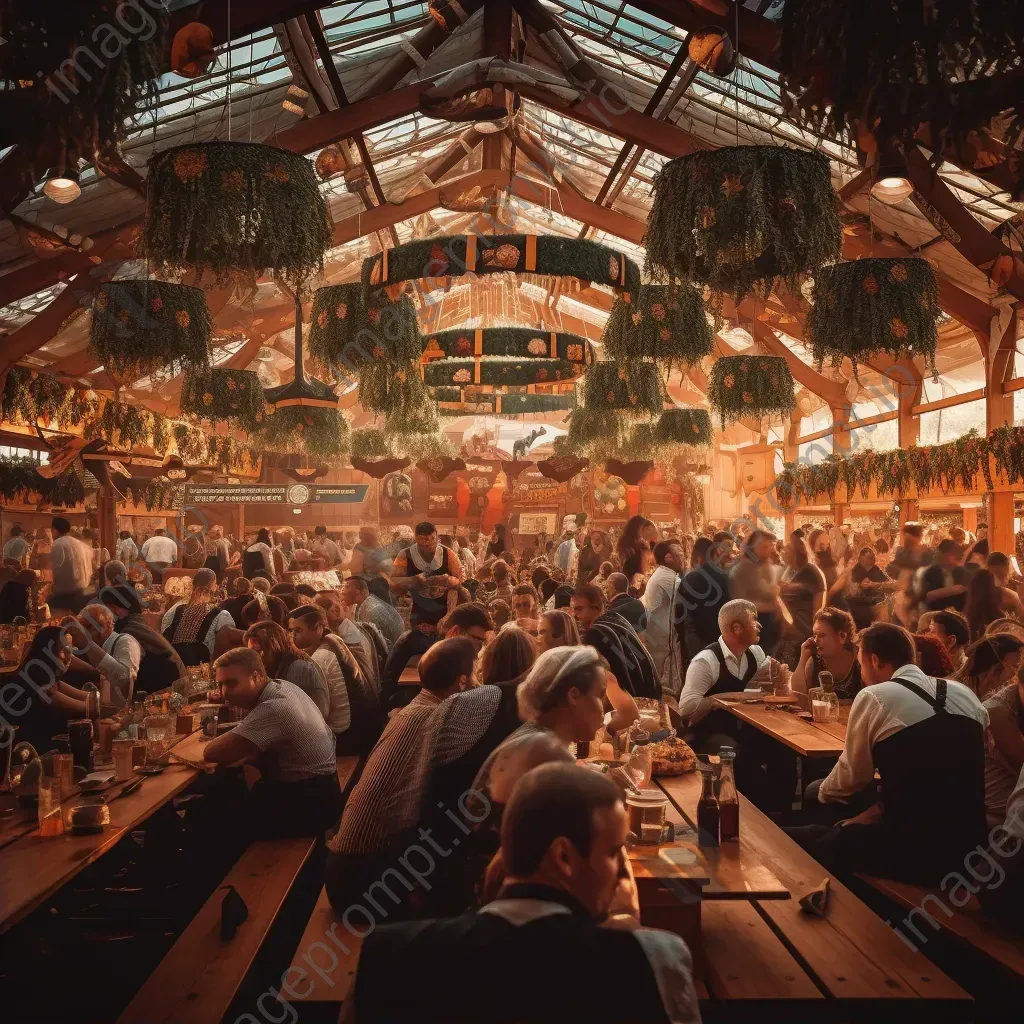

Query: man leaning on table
(786, 622), (988, 885)
(678, 599), (789, 756)
(64, 603), (141, 706)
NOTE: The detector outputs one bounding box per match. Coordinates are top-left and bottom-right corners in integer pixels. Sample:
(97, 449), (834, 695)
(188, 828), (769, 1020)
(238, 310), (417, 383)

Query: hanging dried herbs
(654, 408), (714, 448)
(85, 401), (161, 450)
(601, 284), (714, 368)
(351, 428), (394, 461)
(144, 142), (332, 286)
(808, 258), (939, 376)
(0, 456), (85, 508)
(580, 362), (664, 418)
(359, 360), (431, 416)
(256, 407), (350, 461)
(90, 281), (211, 386)
(180, 367), (266, 431)
(0, 367), (98, 429)
(309, 284), (421, 377)
(707, 355), (795, 427)
(645, 147), (841, 303)
(172, 423), (210, 465)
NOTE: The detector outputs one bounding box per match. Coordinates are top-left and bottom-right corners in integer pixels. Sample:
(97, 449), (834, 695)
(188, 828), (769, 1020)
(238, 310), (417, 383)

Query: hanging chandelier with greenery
(807, 258), (940, 376)
(645, 146), (842, 303)
(144, 142), (332, 286)
(358, 360), (431, 417)
(308, 283), (421, 378)
(580, 362), (664, 418)
(423, 357), (582, 388)
(90, 281), (211, 386)
(256, 406), (350, 462)
(433, 389), (575, 417)
(601, 284), (714, 367)
(423, 328), (595, 366)
(654, 408), (714, 448)
(707, 355), (796, 427)
(180, 367), (266, 430)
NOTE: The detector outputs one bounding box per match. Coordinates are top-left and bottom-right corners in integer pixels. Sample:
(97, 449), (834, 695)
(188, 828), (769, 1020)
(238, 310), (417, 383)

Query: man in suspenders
(679, 599), (789, 754)
(789, 623), (988, 884)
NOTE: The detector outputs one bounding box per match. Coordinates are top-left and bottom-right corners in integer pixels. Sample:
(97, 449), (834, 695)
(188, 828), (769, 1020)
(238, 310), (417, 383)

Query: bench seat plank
(117, 838), (315, 1024)
(658, 774), (971, 1004)
(286, 887), (361, 1003)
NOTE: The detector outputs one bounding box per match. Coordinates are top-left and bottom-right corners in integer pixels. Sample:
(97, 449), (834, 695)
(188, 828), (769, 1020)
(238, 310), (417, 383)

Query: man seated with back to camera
(346, 763), (700, 1024)
(786, 622), (988, 884)
(203, 646), (342, 839)
(324, 636), (477, 919)
(380, 522), (464, 708)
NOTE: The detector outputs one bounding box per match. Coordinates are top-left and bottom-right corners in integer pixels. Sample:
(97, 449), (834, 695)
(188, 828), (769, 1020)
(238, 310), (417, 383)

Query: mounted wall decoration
(89, 281), (211, 386)
(362, 235), (641, 299)
(308, 283), (422, 377)
(601, 284), (714, 368)
(645, 147), (842, 303)
(423, 357), (583, 388)
(707, 355), (796, 428)
(580, 362), (664, 419)
(807, 258), (940, 377)
(143, 142), (332, 286)
(180, 368), (266, 430)
(422, 328), (595, 366)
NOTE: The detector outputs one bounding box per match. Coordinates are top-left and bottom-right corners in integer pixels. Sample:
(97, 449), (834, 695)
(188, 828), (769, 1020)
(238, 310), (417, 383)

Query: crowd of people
(7, 508), (1024, 1001)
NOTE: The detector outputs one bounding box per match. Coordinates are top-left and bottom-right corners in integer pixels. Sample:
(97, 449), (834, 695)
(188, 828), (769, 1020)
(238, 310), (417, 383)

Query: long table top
(712, 694), (847, 757)
(0, 730), (208, 934)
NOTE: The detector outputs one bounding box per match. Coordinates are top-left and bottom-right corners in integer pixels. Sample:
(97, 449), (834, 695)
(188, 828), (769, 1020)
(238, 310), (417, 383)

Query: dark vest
(874, 677), (987, 882)
(353, 884), (671, 1024)
(319, 635), (381, 755)
(705, 641), (759, 696)
(396, 544), (454, 626)
(163, 604), (223, 666)
(241, 548), (267, 578)
(115, 613), (186, 693)
(687, 642), (759, 751)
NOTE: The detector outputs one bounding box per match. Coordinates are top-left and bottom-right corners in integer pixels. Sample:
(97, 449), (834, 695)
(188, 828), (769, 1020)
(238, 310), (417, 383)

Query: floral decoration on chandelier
(601, 284), (714, 368)
(180, 367), (266, 431)
(645, 146), (842, 303)
(807, 258), (939, 377)
(654, 408), (714, 448)
(422, 328), (595, 366)
(707, 355), (795, 428)
(580, 362), (664, 419)
(423, 357), (582, 388)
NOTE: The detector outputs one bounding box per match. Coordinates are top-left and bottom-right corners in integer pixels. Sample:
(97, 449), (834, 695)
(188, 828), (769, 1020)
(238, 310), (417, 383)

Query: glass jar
(808, 670), (839, 723)
(38, 775), (64, 837)
(627, 732), (652, 789)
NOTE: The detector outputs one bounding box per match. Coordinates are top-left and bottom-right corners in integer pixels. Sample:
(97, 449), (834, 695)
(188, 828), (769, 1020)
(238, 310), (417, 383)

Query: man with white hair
(678, 598), (788, 754)
(64, 603), (142, 706)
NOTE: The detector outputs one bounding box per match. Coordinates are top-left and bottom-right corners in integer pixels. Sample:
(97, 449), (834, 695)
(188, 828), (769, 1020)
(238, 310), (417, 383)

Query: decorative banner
(185, 483), (368, 505)
(427, 488), (458, 519)
(518, 512), (557, 535)
(380, 471), (415, 520)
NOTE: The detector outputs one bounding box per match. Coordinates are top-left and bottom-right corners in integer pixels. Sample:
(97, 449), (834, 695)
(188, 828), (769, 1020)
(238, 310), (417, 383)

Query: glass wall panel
(918, 398), (986, 445)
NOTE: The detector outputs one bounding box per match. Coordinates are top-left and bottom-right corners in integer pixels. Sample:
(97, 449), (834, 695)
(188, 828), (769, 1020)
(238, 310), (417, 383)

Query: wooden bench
(858, 873), (1024, 983)
(117, 837), (316, 1024)
(285, 886), (362, 1006)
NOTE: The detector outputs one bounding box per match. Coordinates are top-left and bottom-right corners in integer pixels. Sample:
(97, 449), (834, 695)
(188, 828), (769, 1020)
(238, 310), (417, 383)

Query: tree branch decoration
(780, 0), (1024, 195)
(645, 147), (841, 303)
(601, 284), (714, 368)
(580, 362), (664, 419)
(90, 281), (211, 386)
(144, 142), (332, 286)
(180, 368), (266, 430)
(423, 328), (595, 366)
(0, 456), (85, 508)
(423, 357), (582, 388)
(256, 407), (350, 462)
(363, 235), (641, 299)
(654, 408), (714, 448)
(807, 258), (939, 377)
(0, 367), (98, 430)
(308, 283), (421, 378)
(708, 355), (795, 428)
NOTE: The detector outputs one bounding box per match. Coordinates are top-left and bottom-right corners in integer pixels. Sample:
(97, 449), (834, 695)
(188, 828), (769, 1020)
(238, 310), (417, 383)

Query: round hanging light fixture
(871, 175), (914, 205)
(42, 167), (82, 204)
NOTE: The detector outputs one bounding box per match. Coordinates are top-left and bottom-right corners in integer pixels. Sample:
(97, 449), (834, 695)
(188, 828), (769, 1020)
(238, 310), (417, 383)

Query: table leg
(791, 754), (803, 812)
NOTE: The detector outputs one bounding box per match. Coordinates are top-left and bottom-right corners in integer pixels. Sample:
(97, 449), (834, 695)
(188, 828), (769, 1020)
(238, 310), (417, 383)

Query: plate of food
(650, 736), (697, 777)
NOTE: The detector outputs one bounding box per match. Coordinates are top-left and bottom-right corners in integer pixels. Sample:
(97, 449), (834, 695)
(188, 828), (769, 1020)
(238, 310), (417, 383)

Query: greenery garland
(363, 235), (641, 298)
(172, 423), (211, 465)
(0, 456), (85, 507)
(433, 390), (575, 417)
(645, 147), (842, 303)
(309, 284), (421, 377)
(580, 362), (664, 418)
(207, 435), (262, 474)
(256, 407), (350, 461)
(808, 259), (939, 376)
(85, 401), (162, 451)
(124, 478), (182, 512)
(0, 367), (98, 430)
(601, 284), (714, 367)
(775, 428), (1024, 506)
(90, 281), (211, 385)
(707, 355), (795, 427)
(423, 357), (582, 388)
(180, 368), (266, 430)
(654, 408), (714, 448)
(144, 142), (332, 286)
(423, 328), (595, 366)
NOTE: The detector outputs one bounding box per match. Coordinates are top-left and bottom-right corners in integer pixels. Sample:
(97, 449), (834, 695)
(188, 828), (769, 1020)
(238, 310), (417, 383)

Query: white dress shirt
(678, 636), (766, 724)
(641, 565), (679, 680)
(818, 663), (989, 804)
(99, 630), (142, 704)
(116, 537), (139, 564)
(50, 534), (92, 592)
(141, 535), (178, 564)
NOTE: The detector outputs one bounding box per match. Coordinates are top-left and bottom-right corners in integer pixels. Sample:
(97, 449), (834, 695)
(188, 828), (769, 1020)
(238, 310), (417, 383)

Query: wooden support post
(831, 403), (851, 526)
(97, 480), (118, 573)
(990, 492), (1014, 558)
(899, 500), (919, 529)
(962, 506), (978, 534)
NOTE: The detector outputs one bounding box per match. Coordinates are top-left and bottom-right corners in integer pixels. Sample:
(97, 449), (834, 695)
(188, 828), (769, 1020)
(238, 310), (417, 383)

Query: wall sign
(185, 484), (368, 505)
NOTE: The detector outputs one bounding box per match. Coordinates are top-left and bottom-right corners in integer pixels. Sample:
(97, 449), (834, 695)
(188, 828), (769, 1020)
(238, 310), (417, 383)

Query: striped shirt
(329, 689), (442, 855)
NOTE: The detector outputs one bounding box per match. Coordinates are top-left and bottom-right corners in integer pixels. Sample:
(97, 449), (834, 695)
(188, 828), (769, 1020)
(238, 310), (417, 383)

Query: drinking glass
(112, 739), (135, 782)
(144, 714), (172, 761)
(53, 753), (74, 797)
(38, 776), (64, 837)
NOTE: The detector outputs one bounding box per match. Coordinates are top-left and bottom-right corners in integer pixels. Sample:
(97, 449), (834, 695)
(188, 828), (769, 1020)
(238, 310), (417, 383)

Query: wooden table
(0, 730), (208, 934)
(712, 694), (847, 757)
(398, 666), (420, 686)
(657, 772), (973, 1012)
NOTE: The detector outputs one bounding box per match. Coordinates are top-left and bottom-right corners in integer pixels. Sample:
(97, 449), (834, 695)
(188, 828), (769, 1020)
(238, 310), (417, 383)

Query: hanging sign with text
(185, 484), (368, 505)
